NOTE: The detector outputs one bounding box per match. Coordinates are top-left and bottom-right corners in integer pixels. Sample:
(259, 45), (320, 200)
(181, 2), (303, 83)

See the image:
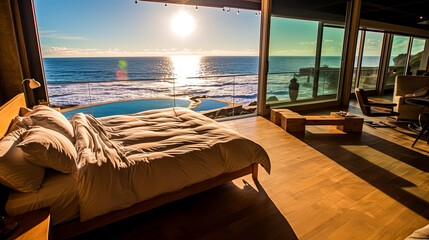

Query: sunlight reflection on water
(171, 55), (201, 86)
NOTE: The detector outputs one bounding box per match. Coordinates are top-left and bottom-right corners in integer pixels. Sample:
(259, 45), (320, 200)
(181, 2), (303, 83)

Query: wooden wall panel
(17, 0), (48, 105)
(0, 0), (24, 105)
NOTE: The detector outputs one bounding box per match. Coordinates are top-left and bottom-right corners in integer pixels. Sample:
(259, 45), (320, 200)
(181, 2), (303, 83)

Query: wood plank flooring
(74, 103), (429, 240)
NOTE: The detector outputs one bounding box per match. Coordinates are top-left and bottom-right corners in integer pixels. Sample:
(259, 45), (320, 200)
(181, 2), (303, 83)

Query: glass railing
(267, 72), (314, 102)
(318, 68), (341, 96)
(358, 67), (379, 90)
(384, 66), (405, 90)
(47, 74), (258, 120)
(266, 68), (339, 106)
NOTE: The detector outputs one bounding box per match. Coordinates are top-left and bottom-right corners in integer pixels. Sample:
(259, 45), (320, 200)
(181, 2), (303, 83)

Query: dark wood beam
(275, 0), (346, 11)
(341, 0), (361, 107)
(139, 0), (261, 10)
(361, 1), (420, 15)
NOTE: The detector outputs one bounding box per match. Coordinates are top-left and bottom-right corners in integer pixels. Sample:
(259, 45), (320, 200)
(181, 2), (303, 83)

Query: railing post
(87, 82), (93, 116)
(233, 76), (235, 116)
(173, 78), (176, 108)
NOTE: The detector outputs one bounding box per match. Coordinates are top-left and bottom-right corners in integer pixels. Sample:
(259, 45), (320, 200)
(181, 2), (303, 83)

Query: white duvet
(72, 108), (270, 222)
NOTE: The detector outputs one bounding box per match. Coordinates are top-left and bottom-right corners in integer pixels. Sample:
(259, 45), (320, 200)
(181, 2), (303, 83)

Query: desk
(406, 98), (429, 147)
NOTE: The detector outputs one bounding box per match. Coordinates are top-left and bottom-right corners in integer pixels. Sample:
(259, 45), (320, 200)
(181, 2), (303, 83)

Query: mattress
(5, 170), (79, 225)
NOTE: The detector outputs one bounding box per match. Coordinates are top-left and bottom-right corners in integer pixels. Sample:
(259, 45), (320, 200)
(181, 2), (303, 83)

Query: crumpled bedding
(72, 107), (270, 222)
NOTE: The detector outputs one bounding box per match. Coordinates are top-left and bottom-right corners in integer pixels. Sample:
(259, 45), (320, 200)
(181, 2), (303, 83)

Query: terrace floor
(75, 101), (429, 240)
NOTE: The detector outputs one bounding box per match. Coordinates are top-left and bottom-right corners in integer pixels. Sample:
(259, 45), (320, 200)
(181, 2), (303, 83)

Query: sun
(171, 11), (195, 37)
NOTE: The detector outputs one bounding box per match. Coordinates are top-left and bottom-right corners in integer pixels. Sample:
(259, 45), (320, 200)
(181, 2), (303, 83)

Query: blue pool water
(193, 99), (228, 112)
(62, 98), (228, 119)
(62, 99), (190, 119)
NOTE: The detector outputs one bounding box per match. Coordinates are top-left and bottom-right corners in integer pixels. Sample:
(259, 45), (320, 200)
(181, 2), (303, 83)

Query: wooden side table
(330, 112), (363, 133)
(5, 208), (51, 240)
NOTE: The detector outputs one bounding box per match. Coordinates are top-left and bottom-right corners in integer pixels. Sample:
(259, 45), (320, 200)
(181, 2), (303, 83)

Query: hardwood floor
(75, 104), (429, 240)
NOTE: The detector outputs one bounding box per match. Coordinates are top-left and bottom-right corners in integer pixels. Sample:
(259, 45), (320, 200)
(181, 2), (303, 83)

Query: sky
(35, 0), (423, 58)
(34, 0), (261, 58)
(269, 18), (345, 56)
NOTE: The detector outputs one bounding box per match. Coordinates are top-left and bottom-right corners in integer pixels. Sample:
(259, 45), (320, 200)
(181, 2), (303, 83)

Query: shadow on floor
(293, 130), (429, 220)
(72, 180), (298, 240)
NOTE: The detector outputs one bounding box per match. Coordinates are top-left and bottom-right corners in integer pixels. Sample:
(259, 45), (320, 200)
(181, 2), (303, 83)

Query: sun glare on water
(171, 11), (195, 37)
(171, 55), (201, 85)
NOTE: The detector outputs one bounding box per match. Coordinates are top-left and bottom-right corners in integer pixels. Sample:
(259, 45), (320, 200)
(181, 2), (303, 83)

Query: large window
(266, 18), (318, 104)
(358, 31), (383, 90)
(384, 35), (410, 89)
(34, 0), (261, 120)
(319, 26), (344, 96)
(266, 17), (346, 107)
(409, 38), (427, 71)
(352, 31), (429, 97)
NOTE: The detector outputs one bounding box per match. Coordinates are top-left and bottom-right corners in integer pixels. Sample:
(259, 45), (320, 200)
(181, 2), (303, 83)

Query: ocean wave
(48, 75), (259, 107)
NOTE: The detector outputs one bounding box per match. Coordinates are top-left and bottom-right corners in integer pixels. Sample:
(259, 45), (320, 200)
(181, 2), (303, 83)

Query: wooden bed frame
(0, 93), (26, 138)
(0, 93), (259, 239)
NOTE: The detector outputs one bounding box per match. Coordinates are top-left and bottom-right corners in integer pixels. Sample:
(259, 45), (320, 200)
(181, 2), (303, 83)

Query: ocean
(44, 56), (380, 107)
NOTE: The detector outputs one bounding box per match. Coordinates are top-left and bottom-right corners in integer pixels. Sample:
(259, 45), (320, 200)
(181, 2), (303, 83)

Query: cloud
(390, 38), (410, 57)
(39, 30), (89, 41)
(299, 41), (316, 46)
(270, 48), (316, 56)
(363, 38), (382, 50)
(41, 46), (258, 57)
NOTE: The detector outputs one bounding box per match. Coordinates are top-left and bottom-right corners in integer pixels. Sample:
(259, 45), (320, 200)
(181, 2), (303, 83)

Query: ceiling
(361, 0), (429, 30)
(139, 0), (261, 11)
(139, 0), (429, 31)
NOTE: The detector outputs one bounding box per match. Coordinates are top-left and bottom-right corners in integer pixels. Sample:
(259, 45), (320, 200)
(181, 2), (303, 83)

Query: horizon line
(42, 55), (348, 58)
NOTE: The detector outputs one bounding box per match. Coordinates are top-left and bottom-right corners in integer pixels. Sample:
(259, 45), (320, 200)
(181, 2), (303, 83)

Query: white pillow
(0, 128), (45, 192)
(7, 116), (27, 134)
(18, 127), (77, 174)
(19, 107), (32, 117)
(22, 105), (75, 143)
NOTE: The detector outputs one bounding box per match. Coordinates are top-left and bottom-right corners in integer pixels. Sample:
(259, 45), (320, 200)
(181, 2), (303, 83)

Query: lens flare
(116, 60), (128, 80)
(118, 60), (127, 69)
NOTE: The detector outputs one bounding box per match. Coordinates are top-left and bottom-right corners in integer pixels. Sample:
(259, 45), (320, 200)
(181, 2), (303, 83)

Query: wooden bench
(270, 109), (363, 133)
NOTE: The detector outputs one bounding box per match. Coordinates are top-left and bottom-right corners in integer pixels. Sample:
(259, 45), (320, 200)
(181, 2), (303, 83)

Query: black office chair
(355, 88), (400, 128)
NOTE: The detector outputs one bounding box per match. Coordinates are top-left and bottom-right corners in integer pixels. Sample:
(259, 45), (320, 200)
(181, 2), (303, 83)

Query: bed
(0, 94), (271, 239)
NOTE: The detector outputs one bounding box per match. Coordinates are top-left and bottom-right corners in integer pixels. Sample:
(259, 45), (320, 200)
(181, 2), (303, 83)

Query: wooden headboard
(0, 93), (26, 138)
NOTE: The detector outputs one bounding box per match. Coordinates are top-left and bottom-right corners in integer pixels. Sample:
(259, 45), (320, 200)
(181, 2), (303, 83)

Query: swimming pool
(62, 98), (229, 119)
(192, 99), (229, 112)
(62, 99), (190, 119)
